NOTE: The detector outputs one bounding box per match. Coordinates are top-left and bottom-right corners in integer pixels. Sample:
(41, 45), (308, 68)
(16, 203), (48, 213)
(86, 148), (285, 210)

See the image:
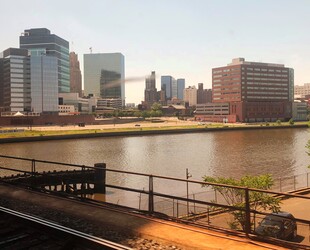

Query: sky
(1, 0), (310, 104)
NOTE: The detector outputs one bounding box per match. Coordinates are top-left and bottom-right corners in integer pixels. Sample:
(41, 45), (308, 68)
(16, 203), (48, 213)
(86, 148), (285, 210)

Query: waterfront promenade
(0, 182), (289, 250)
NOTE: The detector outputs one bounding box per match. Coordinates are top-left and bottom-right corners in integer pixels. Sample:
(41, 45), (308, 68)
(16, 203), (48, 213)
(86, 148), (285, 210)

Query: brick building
(70, 52), (82, 97)
(197, 83), (212, 104)
(211, 58), (294, 122)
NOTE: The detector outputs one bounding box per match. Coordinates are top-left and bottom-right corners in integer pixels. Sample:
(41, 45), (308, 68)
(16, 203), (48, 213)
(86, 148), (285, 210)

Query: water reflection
(0, 128), (309, 184)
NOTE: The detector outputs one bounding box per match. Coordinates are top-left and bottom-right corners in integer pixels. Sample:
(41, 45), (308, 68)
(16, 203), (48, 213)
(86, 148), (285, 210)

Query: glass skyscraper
(161, 76), (173, 99)
(30, 51), (58, 113)
(84, 53), (125, 105)
(20, 28), (70, 93)
(177, 79), (185, 100)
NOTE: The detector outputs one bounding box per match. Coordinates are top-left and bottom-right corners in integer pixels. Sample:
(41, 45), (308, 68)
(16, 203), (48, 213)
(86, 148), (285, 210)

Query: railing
(1, 154), (310, 248)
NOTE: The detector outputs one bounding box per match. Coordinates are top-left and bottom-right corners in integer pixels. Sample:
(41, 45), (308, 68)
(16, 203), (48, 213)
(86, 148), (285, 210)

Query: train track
(0, 206), (132, 250)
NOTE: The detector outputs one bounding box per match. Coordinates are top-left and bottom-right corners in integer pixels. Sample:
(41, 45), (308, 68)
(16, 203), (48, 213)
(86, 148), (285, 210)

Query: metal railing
(1, 154), (310, 247)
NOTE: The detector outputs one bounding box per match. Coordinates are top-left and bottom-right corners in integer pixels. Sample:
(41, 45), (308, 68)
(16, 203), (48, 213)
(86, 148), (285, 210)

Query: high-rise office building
(177, 79), (185, 100)
(161, 75), (178, 100)
(161, 76), (184, 100)
(144, 71), (157, 107)
(70, 52), (82, 97)
(30, 50), (58, 113)
(0, 48), (31, 112)
(212, 57), (294, 122)
(84, 53), (125, 105)
(171, 78), (177, 98)
(20, 28), (70, 93)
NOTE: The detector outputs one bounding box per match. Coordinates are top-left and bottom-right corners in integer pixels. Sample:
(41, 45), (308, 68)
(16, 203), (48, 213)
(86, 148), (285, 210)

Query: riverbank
(0, 118), (308, 143)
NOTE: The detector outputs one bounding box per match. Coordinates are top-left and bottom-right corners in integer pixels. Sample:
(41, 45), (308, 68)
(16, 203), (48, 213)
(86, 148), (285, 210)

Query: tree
(202, 174), (281, 231)
(155, 110), (163, 117)
(134, 111), (142, 118)
(289, 118), (294, 125)
(141, 111), (150, 118)
(151, 102), (162, 111)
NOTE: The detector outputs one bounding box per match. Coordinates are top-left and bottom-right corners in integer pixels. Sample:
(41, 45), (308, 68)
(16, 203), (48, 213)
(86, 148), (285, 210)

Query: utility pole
(186, 168), (192, 216)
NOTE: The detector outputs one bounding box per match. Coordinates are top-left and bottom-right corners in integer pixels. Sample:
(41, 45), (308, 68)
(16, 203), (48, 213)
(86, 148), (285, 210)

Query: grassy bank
(0, 121), (308, 141)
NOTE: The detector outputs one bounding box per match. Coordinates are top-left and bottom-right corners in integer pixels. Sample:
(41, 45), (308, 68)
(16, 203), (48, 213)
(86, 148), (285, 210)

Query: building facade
(212, 58), (294, 122)
(84, 53), (125, 106)
(183, 86), (197, 107)
(294, 83), (310, 98)
(58, 93), (89, 114)
(177, 79), (185, 100)
(0, 48), (31, 112)
(197, 83), (212, 104)
(161, 75), (183, 100)
(161, 76), (173, 100)
(292, 101), (308, 121)
(195, 103), (229, 116)
(30, 52), (58, 113)
(20, 28), (70, 93)
(144, 71), (158, 108)
(70, 52), (82, 97)
(96, 98), (123, 112)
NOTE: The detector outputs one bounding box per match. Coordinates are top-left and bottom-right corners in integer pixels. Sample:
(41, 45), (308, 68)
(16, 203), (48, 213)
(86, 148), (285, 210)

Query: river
(0, 128), (309, 178)
(0, 128), (309, 207)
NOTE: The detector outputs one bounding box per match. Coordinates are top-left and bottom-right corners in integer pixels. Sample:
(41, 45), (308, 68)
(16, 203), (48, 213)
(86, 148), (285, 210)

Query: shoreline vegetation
(0, 118), (308, 143)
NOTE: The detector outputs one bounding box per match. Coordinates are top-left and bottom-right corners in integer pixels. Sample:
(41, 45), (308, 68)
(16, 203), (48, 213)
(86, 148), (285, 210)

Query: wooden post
(94, 163), (106, 194)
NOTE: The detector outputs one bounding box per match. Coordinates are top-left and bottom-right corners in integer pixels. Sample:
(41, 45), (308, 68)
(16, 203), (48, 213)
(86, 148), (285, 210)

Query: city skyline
(1, 0), (309, 104)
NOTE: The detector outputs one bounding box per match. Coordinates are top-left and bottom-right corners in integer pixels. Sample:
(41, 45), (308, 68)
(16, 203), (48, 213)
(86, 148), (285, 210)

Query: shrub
(289, 118), (294, 125)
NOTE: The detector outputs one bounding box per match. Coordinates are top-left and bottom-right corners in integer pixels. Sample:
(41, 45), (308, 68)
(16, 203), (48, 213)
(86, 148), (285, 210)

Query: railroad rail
(0, 206), (132, 250)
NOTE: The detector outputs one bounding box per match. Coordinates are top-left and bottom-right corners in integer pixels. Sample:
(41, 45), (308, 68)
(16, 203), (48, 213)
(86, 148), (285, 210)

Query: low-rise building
(58, 105), (75, 115)
(195, 103), (236, 122)
(95, 98), (122, 114)
(58, 93), (89, 114)
(162, 105), (189, 116)
(294, 83), (310, 98)
(292, 101), (308, 121)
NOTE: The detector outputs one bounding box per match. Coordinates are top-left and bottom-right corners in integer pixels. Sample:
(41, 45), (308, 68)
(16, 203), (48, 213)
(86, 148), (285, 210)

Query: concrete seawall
(0, 124), (308, 144)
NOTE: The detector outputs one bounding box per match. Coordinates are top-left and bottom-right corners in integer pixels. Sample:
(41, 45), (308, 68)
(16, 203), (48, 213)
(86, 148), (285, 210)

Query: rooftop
(228, 57), (285, 68)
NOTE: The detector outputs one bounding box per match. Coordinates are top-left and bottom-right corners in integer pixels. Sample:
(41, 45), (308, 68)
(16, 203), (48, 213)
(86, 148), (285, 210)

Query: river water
(0, 128), (309, 207)
(0, 128), (309, 178)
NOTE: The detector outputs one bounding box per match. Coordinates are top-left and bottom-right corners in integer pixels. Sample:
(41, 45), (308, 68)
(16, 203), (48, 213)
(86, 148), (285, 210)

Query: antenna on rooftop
(89, 47), (92, 54)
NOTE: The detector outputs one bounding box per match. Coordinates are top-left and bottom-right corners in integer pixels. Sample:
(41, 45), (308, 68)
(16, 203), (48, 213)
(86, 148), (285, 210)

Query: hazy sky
(1, 0), (309, 104)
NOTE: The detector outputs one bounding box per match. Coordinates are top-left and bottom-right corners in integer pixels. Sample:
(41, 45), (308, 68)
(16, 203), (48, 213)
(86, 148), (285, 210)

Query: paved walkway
(0, 183), (288, 250)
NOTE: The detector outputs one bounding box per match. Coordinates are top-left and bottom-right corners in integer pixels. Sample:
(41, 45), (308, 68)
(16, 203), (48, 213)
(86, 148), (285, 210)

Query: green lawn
(0, 122), (308, 139)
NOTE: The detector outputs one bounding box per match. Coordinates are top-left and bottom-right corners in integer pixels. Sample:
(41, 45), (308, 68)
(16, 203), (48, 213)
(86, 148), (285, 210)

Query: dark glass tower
(19, 28), (70, 93)
(0, 48), (31, 112)
(100, 69), (121, 98)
